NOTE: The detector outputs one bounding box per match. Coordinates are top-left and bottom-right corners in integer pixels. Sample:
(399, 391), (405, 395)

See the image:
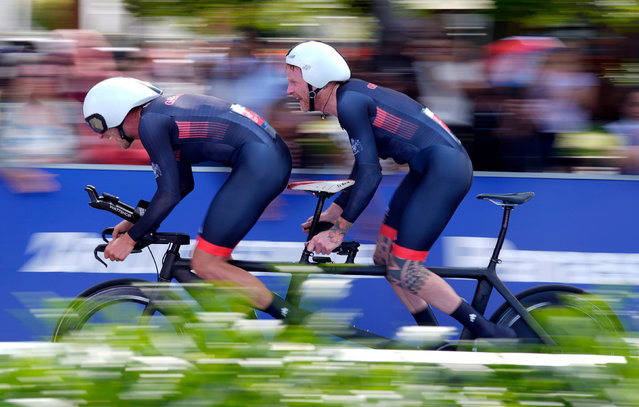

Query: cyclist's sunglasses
(86, 114), (107, 134)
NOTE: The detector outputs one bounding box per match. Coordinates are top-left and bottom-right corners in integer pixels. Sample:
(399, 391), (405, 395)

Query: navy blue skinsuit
(127, 94), (292, 255)
(332, 79), (473, 255)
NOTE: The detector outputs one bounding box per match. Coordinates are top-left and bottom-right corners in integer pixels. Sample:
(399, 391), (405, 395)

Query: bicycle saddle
(476, 192), (535, 206)
(288, 180), (354, 195)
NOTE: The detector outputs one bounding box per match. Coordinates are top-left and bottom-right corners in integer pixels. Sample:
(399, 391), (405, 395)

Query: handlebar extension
(86, 185), (188, 267)
(85, 185), (149, 224)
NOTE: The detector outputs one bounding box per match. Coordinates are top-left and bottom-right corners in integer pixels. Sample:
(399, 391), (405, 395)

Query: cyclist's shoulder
(145, 93), (231, 114)
(338, 79), (415, 112)
(338, 78), (377, 96)
(336, 79), (378, 115)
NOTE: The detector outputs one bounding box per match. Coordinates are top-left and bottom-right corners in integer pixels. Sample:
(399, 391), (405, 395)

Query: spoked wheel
(490, 284), (625, 352)
(52, 279), (190, 342)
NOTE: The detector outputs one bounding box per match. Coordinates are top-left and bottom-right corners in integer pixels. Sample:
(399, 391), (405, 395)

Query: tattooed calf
(387, 253), (429, 295)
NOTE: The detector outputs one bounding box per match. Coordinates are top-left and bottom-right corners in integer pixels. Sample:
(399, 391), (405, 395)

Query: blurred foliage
(529, 294), (629, 353)
(4, 285), (639, 406)
(488, 0), (639, 33)
(22, 0), (639, 37)
(604, 62), (639, 86)
(120, 0), (639, 37)
(32, 0), (77, 30)
(122, 0), (379, 37)
(2, 305), (639, 406)
(554, 131), (620, 157)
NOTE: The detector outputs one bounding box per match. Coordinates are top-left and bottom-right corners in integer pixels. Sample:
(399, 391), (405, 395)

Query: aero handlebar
(85, 185), (189, 267)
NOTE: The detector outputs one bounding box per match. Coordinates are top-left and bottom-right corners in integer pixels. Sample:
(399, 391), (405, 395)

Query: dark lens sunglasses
(86, 114), (107, 134)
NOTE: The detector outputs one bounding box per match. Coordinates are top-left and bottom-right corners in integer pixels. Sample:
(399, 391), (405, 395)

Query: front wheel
(490, 284), (624, 352)
(52, 279), (190, 342)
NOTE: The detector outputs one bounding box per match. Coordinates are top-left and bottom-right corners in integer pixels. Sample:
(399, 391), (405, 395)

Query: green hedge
(2, 302), (639, 407)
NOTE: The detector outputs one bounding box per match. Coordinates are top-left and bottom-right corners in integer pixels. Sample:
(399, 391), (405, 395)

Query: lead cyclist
(82, 77), (302, 321)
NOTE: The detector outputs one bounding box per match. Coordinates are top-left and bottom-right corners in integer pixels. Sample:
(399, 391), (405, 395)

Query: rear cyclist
(285, 41), (515, 339)
(83, 77), (296, 319)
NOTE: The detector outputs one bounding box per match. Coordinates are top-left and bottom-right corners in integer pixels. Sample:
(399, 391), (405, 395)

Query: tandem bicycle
(51, 181), (624, 351)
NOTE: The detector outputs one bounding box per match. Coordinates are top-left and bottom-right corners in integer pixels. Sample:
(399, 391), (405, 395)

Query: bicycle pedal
(311, 256), (332, 264)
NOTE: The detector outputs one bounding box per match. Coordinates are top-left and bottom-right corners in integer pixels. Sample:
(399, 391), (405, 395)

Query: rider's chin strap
(308, 83), (325, 112)
(117, 124), (135, 144)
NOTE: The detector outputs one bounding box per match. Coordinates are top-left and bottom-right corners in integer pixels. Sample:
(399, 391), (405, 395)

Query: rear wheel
(52, 279), (189, 342)
(490, 284), (624, 352)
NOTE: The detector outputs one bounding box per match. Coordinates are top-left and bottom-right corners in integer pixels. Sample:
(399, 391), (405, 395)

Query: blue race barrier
(2, 165), (638, 341)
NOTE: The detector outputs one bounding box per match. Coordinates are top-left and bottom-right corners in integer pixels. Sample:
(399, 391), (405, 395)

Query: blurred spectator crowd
(2, 23), (639, 193)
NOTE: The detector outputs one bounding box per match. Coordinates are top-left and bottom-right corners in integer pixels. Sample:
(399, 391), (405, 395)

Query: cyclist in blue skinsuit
(83, 77), (295, 318)
(286, 41), (515, 338)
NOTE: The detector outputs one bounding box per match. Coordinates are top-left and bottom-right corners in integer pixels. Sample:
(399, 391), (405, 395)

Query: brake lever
(94, 244), (108, 268)
(101, 227), (115, 243)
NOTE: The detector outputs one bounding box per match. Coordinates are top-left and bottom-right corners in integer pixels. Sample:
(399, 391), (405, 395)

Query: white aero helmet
(286, 41), (350, 88)
(83, 77), (163, 134)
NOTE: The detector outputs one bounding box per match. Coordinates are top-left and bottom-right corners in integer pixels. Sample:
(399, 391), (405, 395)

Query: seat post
(488, 205), (513, 271)
(300, 191), (330, 263)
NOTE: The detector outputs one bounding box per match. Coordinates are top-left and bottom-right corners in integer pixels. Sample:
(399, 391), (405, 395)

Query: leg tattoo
(387, 253), (429, 295)
(373, 234), (392, 266)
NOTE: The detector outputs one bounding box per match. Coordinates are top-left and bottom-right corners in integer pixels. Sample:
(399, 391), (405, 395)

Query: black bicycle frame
(86, 185), (554, 346)
(150, 205), (556, 346)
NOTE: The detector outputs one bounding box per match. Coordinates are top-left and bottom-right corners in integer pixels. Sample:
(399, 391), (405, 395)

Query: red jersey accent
(176, 121), (228, 140)
(372, 107), (418, 140)
(165, 94), (183, 105)
(242, 108), (265, 126)
(422, 107), (454, 136)
(432, 114), (453, 134)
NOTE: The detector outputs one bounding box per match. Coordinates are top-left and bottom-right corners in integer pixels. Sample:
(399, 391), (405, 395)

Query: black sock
(412, 307), (437, 326)
(450, 300), (496, 338)
(262, 293), (310, 324)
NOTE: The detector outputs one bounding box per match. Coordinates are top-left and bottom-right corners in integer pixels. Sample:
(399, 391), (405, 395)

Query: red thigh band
(196, 236), (234, 257)
(379, 224), (398, 240)
(391, 244), (428, 261)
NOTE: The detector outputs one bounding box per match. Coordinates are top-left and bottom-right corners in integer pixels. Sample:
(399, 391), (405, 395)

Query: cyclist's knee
(191, 247), (230, 277)
(373, 247), (388, 266)
(373, 232), (393, 266)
